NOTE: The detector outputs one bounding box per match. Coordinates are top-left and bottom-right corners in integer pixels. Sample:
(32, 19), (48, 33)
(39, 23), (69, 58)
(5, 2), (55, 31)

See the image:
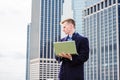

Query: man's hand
(58, 52), (72, 60)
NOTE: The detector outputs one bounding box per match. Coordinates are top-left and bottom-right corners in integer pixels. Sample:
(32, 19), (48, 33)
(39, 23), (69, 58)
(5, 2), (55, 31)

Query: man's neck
(68, 29), (75, 35)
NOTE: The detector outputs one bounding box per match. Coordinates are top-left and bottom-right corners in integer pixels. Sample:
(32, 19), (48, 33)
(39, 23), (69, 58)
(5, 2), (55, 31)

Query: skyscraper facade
(62, 0), (86, 35)
(26, 24), (31, 80)
(83, 0), (120, 80)
(85, 0), (101, 7)
(72, 0), (85, 34)
(61, 0), (73, 38)
(61, 0), (86, 37)
(28, 0), (64, 80)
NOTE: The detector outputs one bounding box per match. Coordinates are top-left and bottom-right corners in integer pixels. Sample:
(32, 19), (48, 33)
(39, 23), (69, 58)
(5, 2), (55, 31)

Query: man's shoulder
(73, 32), (86, 38)
(74, 32), (88, 41)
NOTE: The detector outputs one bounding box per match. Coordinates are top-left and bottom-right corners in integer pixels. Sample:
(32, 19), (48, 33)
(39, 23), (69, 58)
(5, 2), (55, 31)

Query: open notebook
(53, 41), (78, 55)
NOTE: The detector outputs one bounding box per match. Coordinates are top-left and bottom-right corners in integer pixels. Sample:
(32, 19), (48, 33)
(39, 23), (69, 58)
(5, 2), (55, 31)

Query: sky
(0, 0), (31, 80)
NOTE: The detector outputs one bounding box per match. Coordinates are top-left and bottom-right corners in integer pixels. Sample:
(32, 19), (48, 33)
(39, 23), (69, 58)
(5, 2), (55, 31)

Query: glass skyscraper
(72, 0), (86, 34)
(85, 0), (101, 7)
(27, 0), (64, 80)
(62, 0), (86, 34)
(26, 24), (31, 80)
(83, 0), (120, 80)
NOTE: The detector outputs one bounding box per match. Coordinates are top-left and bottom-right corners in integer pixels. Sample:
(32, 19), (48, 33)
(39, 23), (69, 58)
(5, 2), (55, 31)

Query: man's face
(61, 22), (72, 35)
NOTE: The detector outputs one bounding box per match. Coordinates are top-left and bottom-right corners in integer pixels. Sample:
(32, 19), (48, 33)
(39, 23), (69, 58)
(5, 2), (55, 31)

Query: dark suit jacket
(56, 32), (89, 80)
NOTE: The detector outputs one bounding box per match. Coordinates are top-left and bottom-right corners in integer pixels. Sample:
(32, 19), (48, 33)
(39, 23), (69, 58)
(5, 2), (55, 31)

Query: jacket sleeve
(71, 37), (89, 66)
(55, 56), (63, 63)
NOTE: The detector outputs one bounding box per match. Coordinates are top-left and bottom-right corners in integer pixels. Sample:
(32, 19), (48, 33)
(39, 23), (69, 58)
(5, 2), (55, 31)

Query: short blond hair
(60, 18), (76, 28)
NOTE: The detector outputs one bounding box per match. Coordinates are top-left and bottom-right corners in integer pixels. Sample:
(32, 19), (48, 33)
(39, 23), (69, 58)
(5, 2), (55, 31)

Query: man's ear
(70, 24), (74, 29)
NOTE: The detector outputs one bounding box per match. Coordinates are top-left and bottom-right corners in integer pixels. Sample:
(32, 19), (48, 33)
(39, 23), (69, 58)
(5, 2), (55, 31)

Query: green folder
(54, 41), (78, 55)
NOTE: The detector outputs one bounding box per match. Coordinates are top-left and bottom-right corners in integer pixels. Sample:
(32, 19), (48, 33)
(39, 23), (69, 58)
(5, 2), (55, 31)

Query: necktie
(67, 36), (72, 41)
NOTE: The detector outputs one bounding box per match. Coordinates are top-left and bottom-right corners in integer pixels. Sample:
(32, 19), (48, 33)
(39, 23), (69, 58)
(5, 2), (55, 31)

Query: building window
(101, 2), (104, 9)
(113, 0), (116, 4)
(105, 0), (107, 7)
(118, 0), (120, 3)
(88, 8), (89, 15)
(84, 10), (86, 16)
(94, 5), (96, 12)
(109, 0), (111, 5)
(98, 4), (100, 10)
(91, 7), (93, 13)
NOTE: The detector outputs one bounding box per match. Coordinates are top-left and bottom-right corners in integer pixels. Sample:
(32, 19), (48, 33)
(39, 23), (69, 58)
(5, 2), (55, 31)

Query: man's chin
(65, 33), (68, 35)
(65, 32), (68, 35)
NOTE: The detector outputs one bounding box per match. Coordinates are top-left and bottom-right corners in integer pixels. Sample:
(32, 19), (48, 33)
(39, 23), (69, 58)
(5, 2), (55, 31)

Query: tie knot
(67, 36), (72, 41)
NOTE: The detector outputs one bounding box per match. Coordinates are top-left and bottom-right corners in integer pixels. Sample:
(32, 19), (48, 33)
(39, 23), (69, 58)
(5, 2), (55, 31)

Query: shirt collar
(68, 31), (76, 38)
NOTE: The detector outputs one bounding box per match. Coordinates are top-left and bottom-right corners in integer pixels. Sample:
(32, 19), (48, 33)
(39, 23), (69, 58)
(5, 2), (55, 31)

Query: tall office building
(72, 0), (86, 34)
(26, 23), (31, 80)
(62, 0), (86, 35)
(83, 0), (120, 80)
(85, 0), (101, 7)
(62, 0), (73, 19)
(28, 0), (64, 80)
(61, 0), (73, 38)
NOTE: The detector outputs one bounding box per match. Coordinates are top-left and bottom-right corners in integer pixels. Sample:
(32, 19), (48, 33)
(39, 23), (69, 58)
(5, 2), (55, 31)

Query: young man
(56, 18), (89, 80)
